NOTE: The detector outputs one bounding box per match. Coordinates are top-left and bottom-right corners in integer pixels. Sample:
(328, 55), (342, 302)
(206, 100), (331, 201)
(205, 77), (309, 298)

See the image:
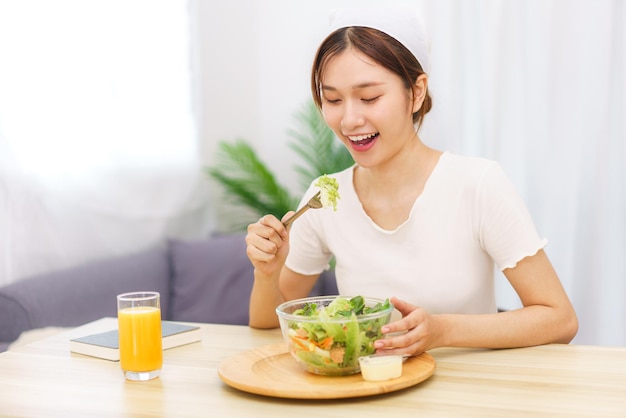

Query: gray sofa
(0, 234), (337, 352)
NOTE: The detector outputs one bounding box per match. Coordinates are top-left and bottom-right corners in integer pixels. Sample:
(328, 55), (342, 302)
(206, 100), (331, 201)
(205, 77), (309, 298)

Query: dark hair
(311, 26), (432, 129)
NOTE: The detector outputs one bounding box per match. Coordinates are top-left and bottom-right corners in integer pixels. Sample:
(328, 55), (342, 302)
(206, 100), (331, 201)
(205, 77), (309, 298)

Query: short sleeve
(284, 181), (334, 275)
(474, 162), (547, 270)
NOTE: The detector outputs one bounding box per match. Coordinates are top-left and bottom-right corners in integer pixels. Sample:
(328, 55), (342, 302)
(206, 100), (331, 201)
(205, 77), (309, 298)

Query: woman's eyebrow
(321, 81), (386, 91)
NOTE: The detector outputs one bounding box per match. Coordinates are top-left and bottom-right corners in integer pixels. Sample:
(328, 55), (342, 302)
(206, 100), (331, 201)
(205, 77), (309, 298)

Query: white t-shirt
(285, 152), (546, 314)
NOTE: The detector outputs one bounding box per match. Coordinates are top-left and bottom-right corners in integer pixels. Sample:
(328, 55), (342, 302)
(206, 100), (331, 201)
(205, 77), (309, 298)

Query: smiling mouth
(347, 133), (379, 146)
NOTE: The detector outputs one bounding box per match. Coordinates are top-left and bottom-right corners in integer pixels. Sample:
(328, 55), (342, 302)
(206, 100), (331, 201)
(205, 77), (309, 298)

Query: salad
(314, 175), (340, 211)
(285, 296), (392, 373)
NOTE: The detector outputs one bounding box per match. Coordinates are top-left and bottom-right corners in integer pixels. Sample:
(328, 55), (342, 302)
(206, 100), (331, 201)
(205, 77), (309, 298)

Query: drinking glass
(117, 291), (163, 381)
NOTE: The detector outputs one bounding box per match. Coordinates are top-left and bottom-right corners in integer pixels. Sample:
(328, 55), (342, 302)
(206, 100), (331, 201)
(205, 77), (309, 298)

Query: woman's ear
(412, 74), (428, 113)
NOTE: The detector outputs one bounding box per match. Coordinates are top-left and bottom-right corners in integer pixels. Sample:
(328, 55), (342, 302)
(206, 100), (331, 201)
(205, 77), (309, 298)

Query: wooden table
(1, 318), (625, 417)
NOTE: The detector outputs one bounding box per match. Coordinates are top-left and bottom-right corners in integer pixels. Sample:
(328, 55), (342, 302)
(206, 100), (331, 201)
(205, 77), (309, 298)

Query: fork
(283, 191), (323, 227)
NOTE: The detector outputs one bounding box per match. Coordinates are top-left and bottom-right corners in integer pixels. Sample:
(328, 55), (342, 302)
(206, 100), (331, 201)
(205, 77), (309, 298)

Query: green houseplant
(206, 100), (353, 231)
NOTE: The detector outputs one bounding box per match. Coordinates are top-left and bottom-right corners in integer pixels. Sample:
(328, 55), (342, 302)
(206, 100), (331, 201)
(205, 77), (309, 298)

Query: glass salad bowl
(275, 295), (394, 376)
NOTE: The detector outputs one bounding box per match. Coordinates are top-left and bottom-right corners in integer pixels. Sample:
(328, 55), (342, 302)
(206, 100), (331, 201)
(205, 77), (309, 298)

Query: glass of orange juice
(117, 291), (163, 381)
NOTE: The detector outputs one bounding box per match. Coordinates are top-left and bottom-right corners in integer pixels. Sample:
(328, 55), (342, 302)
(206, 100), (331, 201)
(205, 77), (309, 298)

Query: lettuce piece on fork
(314, 174), (340, 211)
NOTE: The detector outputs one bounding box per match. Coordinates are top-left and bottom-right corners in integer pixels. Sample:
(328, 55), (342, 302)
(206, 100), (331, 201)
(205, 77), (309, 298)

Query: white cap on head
(328, 6), (431, 74)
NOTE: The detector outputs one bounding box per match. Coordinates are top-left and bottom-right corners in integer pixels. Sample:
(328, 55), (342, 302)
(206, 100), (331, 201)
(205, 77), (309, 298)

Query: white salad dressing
(358, 355), (403, 381)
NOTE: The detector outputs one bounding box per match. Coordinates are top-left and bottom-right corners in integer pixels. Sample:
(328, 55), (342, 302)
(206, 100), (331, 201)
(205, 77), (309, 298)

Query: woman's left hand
(374, 296), (440, 356)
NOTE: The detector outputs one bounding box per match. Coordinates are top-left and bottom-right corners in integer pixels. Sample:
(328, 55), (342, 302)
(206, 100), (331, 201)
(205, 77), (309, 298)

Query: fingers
(375, 326), (427, 357)
(250, 214), (288, 239)
(280, 211), (295, 229)
(381, 297), (417, 334)
(375, 331), (424, 357)
(245, 214), (290, 264)
(374, 297), (430, 356)
(388, 296), (416, 318)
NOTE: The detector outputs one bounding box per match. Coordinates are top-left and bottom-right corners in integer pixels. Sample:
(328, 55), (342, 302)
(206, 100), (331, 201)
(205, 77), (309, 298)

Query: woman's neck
(353, 137), (442, 230)
(355, 137), (440, 196)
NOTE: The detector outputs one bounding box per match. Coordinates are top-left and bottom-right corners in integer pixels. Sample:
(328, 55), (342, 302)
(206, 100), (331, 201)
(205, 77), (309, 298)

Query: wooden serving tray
(218, 343), (436, 399)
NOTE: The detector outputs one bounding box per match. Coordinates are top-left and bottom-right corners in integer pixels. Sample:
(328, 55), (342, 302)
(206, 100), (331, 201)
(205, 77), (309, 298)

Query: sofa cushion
(315, 269), (338, 296)
(168, 234), (254, 325)
(0, 246), (170, 342)
(168, 234), (338, 326)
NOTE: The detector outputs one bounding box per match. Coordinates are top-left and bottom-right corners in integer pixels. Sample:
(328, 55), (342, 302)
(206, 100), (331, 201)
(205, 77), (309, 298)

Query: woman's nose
(340, 102), (365, 131)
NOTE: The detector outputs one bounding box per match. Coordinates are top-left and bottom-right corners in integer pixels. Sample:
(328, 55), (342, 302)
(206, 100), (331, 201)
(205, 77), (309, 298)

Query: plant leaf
(288, 101), (353, 189)
(206, 140), (298, 224)
(205, 100), (354, 232)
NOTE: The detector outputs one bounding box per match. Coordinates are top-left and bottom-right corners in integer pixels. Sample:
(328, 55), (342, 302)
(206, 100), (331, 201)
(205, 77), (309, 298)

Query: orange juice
(118, 306), (162, 372)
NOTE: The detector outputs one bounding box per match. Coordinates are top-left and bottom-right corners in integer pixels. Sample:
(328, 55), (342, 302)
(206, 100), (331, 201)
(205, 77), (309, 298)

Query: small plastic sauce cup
(358, 355), (403, 381)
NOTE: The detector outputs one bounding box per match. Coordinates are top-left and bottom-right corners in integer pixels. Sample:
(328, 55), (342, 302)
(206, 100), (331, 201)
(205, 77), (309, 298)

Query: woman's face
(320, 48), (420, 169)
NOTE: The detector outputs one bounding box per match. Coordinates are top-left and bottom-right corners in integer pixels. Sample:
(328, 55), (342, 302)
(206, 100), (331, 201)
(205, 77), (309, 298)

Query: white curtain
(416, 0), (625, 345)
(0, 1), (211, 285)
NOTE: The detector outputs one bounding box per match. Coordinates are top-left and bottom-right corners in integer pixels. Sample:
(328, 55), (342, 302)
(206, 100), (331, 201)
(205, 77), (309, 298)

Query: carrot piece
(290, 335), (314, 351)
(318, 336), (334, 350)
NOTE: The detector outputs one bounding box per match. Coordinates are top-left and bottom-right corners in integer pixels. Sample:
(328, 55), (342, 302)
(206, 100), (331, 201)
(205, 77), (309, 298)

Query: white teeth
(348, 133), (377, 142)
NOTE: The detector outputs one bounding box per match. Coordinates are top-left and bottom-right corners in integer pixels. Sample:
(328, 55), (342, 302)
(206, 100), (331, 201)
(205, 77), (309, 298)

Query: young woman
(245, 7), (577, 356)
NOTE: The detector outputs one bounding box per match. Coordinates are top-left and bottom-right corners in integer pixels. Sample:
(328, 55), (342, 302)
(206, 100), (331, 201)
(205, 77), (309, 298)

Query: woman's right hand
(245, 212), (294, 278)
